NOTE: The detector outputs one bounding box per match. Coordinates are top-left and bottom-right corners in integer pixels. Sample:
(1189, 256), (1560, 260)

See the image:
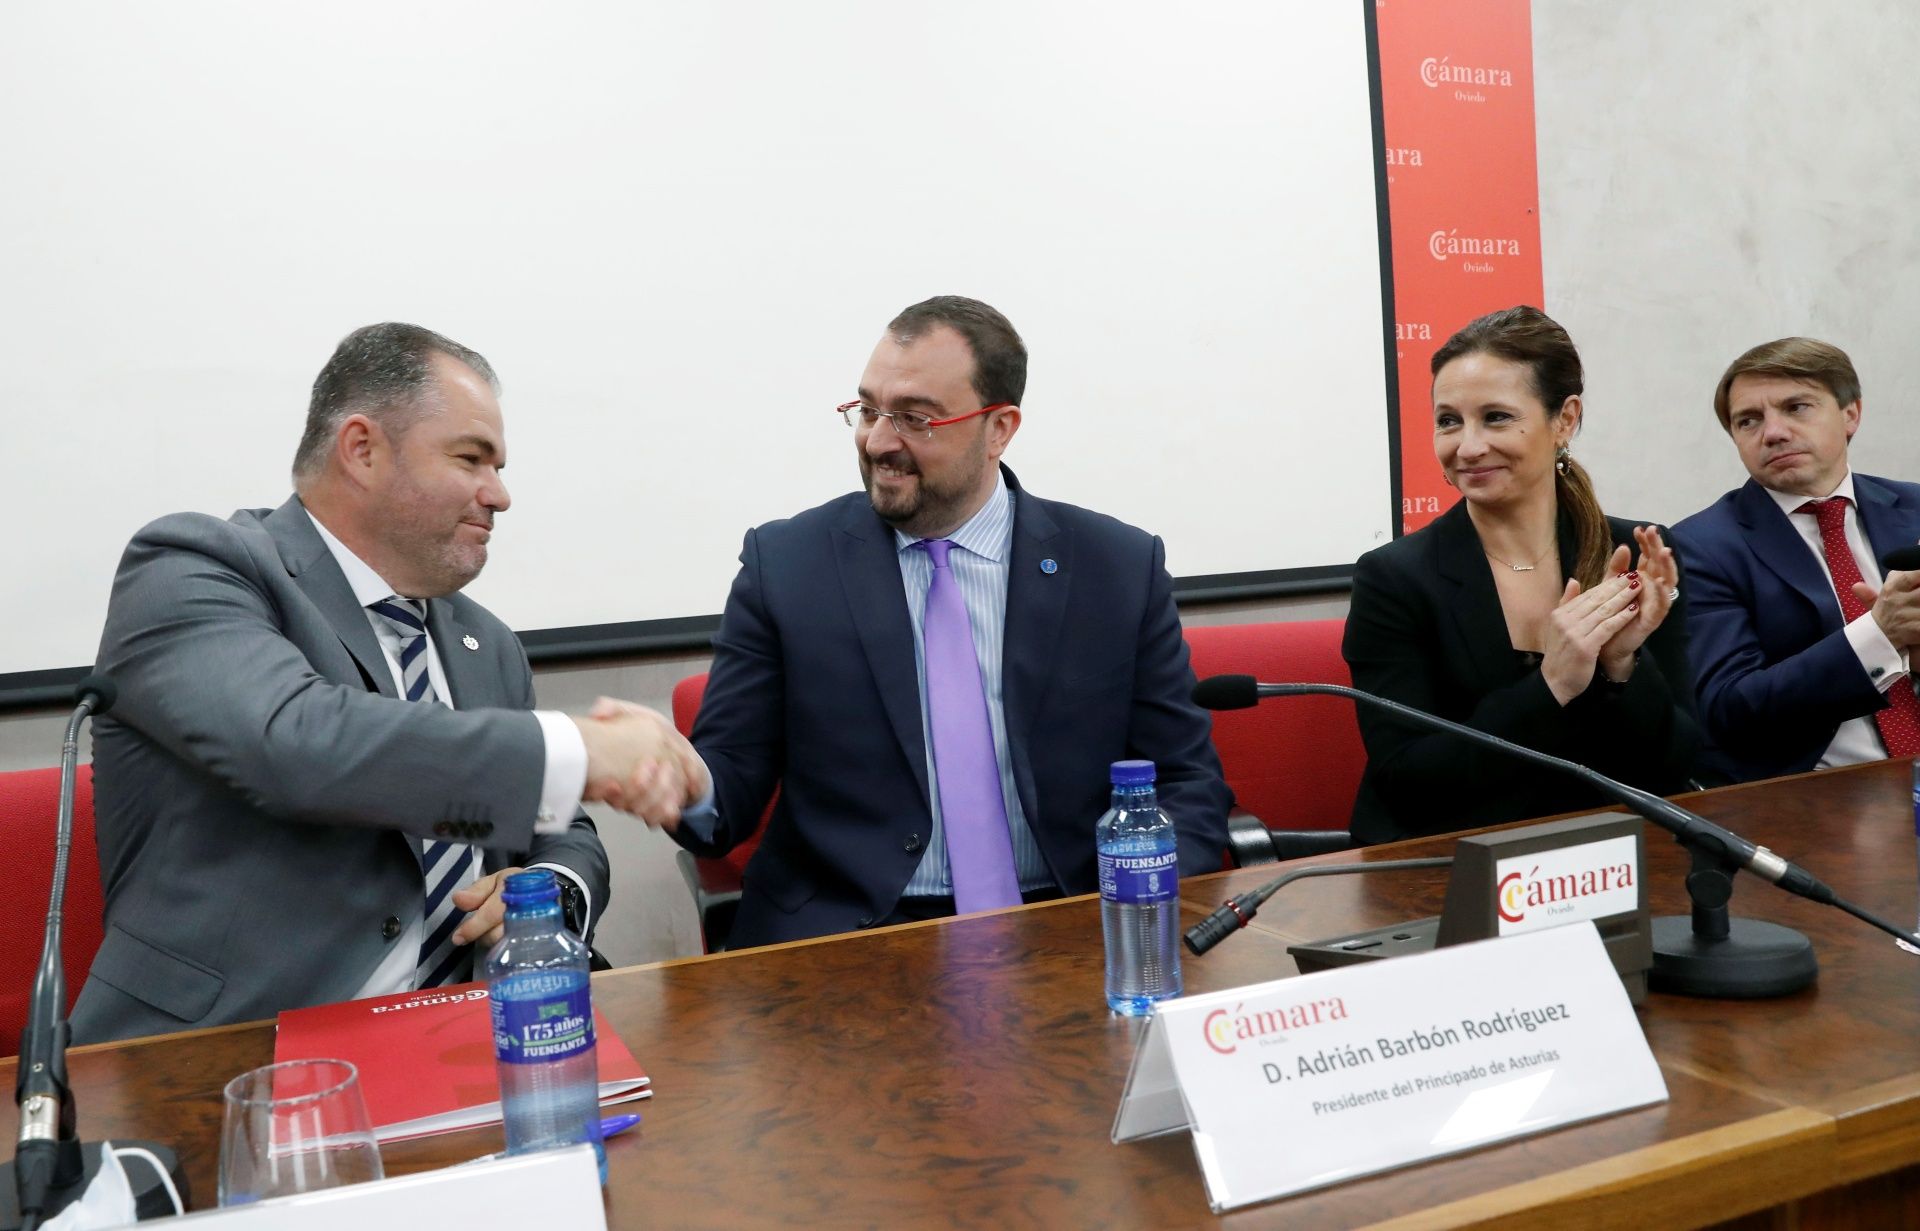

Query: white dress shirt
(303, 510), (592, 995)
(1765, 472), (1910, 768)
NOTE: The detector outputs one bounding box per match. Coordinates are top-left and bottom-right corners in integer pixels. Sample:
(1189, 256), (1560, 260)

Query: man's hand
(570, 699), (710, 830)
(451, 865), (523, 949)
(1852, 570), (1920, 652)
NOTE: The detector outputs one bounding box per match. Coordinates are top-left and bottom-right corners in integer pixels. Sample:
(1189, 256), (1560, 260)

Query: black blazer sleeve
(1561, 527), (1702, 790)
(1343, 518), (1701, 842)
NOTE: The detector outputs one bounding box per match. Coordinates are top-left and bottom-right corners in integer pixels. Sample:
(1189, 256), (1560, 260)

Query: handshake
(568, 699), (710, 831)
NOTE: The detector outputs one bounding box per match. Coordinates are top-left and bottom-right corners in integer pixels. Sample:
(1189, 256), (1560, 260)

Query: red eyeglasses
(836, 400), (1012, 439)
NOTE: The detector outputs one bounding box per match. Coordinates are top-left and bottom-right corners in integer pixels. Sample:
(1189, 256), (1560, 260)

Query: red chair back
(0, 765), (105, 1056)
(1182, 620), (1364, 831)
(671, 674), (769, 895)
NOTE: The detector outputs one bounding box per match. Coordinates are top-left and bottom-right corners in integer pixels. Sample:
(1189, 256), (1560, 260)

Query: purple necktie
(917, 539), (1022, 913)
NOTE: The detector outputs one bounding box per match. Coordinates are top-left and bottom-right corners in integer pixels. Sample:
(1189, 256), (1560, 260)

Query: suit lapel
(1854, 474), (1920, 572)
(833, 499), (932, 808)
(265, 498), (423, 872)
(264, 497), (397, 698)
(1001, 472), (1063, 828)
(424, 598), (505, 710)
(1733, 480), (1842, 624)
(1432, 501), (1516, 687)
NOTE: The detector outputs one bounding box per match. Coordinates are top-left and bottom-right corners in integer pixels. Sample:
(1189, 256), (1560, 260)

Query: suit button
(857, 915), (875, 928)
(381, 916), (402, 941)
(904, 833), (923, 854)
(477, 822), (493, 837)
(434, 822), (454, 838)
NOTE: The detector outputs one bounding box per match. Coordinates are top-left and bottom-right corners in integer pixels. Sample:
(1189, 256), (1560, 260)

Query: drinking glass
(219, 1058), (384, 1206)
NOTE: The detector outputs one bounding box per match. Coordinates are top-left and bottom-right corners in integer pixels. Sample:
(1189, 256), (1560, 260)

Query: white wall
(1534, 0), (1920, 527)
(0, 0), (1392, 680)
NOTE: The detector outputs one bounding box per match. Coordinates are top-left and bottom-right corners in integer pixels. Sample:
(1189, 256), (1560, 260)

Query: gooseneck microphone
(1184, 857), (1454, 956)
(6, 676), (182, 1229)
(1190, 674), (1920, 996)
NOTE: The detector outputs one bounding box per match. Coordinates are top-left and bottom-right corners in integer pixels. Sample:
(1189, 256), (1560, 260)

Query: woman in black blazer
(1344, 306), (1700, 845)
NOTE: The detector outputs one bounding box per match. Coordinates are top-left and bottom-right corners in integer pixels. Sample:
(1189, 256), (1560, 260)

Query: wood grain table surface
(5, 759), (1919, 1229)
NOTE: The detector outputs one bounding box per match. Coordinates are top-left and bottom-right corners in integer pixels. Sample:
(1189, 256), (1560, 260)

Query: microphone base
(0, 1140), (186, 1226)
(1649, 914), (1817, 998)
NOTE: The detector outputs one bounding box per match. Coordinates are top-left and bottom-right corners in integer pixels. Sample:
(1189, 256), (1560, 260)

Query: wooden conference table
(7, 760), (1920, 1229)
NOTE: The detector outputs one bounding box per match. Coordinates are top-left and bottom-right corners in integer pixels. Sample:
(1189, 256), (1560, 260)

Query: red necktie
(1798, 497), (1920, 759)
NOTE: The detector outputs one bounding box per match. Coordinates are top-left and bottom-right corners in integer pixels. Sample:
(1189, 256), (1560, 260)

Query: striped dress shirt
(896, 474), (1053, 897)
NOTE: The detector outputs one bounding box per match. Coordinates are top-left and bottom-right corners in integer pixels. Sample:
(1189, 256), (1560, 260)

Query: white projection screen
(0, 0), (1397, 702)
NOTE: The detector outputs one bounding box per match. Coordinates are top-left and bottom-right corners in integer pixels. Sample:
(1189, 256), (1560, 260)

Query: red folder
(274, 982), (650, 1142)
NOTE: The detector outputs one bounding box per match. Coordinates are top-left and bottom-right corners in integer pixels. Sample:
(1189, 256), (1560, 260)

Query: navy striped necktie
(368, 596), (478, 987)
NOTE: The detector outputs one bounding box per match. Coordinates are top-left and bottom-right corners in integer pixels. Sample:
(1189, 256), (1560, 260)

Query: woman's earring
(1555, 445), (1570, 476)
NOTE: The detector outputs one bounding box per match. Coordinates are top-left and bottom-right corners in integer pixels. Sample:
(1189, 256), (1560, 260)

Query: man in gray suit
(73, 323), (704, 1043)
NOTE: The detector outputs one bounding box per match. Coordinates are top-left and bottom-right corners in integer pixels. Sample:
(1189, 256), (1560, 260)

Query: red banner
(1375, 0), (1543, 532)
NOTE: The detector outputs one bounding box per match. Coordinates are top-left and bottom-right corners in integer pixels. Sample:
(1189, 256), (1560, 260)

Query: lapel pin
(462, 634), (479, 651)
(1039, 558), (1058, 574)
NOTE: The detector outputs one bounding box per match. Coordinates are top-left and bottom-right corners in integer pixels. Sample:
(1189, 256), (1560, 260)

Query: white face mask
(39, 1142), (151, 1230)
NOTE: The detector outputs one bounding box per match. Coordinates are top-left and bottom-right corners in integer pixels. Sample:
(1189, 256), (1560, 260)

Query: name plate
(1113, 923), (1666, 1213)
(161, 1145), (605, 1227)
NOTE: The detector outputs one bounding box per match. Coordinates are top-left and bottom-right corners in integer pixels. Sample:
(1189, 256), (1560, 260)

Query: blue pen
(458, 1113), (642, 1168)
(598, 1112), (643, 1138)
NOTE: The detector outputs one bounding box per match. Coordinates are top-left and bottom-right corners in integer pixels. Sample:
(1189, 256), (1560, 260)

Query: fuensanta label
(1113, 923), (1665, 1213)
(492, 973), (596, 1066)
(1100, 846), (1178, 905)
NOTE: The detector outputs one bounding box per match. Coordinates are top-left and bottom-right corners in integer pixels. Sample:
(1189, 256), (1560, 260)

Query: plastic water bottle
(1098, 759), (1183, 1014)
(485, 868), (607, 1183)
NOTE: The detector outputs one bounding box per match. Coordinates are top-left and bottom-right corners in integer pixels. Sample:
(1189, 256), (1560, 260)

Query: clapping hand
(1595, 527), (1679, 682)
(1540, 558), (1637, 706)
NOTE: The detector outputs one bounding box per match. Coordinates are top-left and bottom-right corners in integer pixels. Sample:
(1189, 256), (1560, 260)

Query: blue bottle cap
(502, 867), (560, 906)
(1110, 759), (1156, 786)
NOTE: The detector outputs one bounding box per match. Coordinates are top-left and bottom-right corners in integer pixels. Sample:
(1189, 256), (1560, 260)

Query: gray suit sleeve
(506, 638), (612, 935)
(99, 515), (548, 848)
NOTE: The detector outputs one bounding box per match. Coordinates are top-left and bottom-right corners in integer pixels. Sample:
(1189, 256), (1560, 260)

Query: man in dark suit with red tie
(1673, 337), (1920, 783)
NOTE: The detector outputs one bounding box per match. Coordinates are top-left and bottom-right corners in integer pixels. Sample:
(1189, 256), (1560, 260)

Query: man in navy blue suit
(659, 295), (1231, 948)
(1674, 337), (1920, 783)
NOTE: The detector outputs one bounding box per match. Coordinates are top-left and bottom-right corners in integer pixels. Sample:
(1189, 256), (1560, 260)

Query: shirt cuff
(528, 861), (593, 937)
(532, 711), (588, 835)
(1844, 612), (1910, 692)
(677, 751), (720, 845)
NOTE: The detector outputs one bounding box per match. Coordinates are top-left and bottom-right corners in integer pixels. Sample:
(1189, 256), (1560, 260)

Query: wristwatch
(556, 879), (588, 937)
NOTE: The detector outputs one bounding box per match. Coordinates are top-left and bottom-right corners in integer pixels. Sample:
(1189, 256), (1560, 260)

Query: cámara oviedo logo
(1429, 229), (1522, 262)
(1420, 56), (1514, 88)
(1498, 859), (1634, 925)
(1204, 996), (1348, 1055)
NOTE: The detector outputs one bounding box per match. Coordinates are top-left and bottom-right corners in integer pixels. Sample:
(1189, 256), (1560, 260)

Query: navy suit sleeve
(1127, 536), (1233, 877)
(679, 527), (787, 858)
(1678, 528), (1883, 748)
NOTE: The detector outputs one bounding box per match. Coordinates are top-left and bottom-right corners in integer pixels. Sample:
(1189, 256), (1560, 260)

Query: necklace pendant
(1509, 564), (1535, 572)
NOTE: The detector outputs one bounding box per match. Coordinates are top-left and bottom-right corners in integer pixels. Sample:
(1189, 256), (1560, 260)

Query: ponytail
(1556, 452), (1610, 591)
